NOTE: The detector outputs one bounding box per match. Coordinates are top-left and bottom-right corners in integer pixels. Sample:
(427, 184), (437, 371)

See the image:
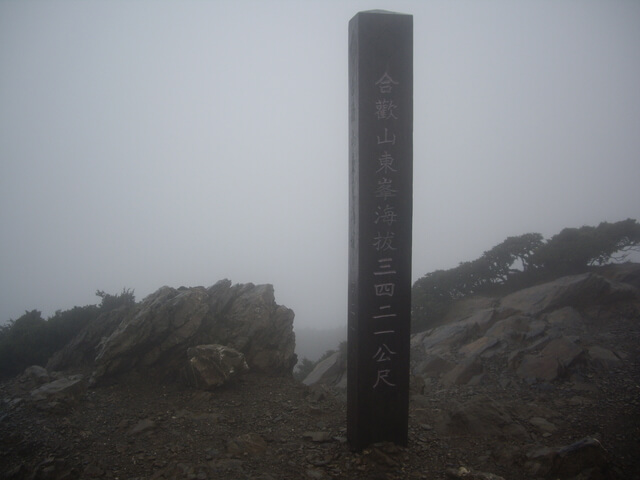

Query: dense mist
(1, 1), (639, 328)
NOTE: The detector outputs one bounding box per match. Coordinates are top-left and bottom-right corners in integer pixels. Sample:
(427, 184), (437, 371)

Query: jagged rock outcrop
(411, 267), (639, 387)
(49, 280), (296, 383)
(304, 264), (640, 393)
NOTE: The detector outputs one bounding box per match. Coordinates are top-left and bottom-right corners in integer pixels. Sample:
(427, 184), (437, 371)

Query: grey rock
(22, 365), (51, 386)
(587, 345), (621, 369)
(516, 336), (584, 382)
(484, 314), (532, 342)
(30, 375), (86, 403)
(127, 418), (156, 436)
(525, 436), (609, 478)
(597, 261), (640, 289)
(441, 356), (484, 386)
(184, 344), (249, 390)
(440, 296), (497, 325)
(545, 306), (584, 335)
(306, 468), (328, 479)
(445, 467), (505, 480)
(53, 280), (297, 384)
(501, 273), (636, 316)
(302, 431), (332, 442)
(435, 395), (519, 438)
(227, 433), (268, 455)
(303, 351), (345, 387)
(414, 353), (455, 378)
(529, 416), (557, 433)
(458, 336), (499, 357)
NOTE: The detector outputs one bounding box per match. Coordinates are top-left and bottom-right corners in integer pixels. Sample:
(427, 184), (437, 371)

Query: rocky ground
(1, 347), (639, 480)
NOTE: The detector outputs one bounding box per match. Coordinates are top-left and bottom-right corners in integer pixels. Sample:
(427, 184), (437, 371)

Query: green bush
(0, 288), (136, 380)
(96, 288), (136, 311)
(0, 310), (48, 378)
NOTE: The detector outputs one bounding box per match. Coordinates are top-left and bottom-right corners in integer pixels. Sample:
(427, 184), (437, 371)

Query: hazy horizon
(2, 1), (639, 326)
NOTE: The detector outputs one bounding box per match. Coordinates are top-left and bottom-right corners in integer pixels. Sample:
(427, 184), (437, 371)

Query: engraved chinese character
(374, 205), (398, 226)
(373, 307), (397, 319)
(375, 72), (399, 93)
(376, 127), (396, 145)
(374, 99), (398, 120)
(375, 178), (396, 201)
(373, 231), (396, 252)
(376, 151), (397, 174)
(374, 329), (396, 335)
(373, 368), (396, 388)
(374, 283), (395, 297)
(373, 257), (396, 275)
(373, 344), (397, 362)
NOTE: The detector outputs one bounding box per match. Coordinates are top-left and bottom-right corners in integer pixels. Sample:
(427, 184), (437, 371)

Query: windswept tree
(412, 219), (640, 332)
(530, 219), (640, 273)
(486, 233), (544, 274)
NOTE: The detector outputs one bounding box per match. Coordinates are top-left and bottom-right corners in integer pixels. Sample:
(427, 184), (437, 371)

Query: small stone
(83, 463), (105, 477)
(529, 416), (557, 433)
(227, 433), (267, 455)
(305, 468), (326, 480)
(302, 431), (332, 443)
(127, 418), (156, 436)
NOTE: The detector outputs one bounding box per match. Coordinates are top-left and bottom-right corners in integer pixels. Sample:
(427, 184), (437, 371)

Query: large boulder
(515, 336), (585, 382)
(51, 280), (296, 384)
(302, 350), (346, 388)
(183, 344), (249, 390)
(29, 374), (87, 411)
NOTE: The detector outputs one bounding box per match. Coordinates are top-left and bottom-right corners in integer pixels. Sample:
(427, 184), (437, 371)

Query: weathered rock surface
(445, 466), (506, 480)
(227, 433), (268, 456)
(302, 351), (346, 388)
(22, 365), (51, 386)
(306, 267), (639, 393)
(500, 272), (636, 316)
(184, 344), (249, 390)
(27, 374), (87, 412)
(49, 280), (296, 383)
(516, 336), (585, 382)
(410, 268), (640, 390)
(525, 436), (610, 478)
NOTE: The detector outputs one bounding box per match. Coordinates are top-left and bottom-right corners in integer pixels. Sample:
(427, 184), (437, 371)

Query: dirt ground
(1, 355), (639, 480)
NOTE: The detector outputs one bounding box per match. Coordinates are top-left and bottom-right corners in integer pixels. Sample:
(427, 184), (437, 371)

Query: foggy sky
(1, 1), (639, 328)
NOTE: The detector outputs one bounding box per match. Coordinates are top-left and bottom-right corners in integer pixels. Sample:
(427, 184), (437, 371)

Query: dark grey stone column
(348, 10), (413, 451)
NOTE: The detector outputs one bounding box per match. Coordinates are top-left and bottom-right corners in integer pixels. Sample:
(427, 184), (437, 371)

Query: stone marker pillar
(348, 10), (413, 451)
